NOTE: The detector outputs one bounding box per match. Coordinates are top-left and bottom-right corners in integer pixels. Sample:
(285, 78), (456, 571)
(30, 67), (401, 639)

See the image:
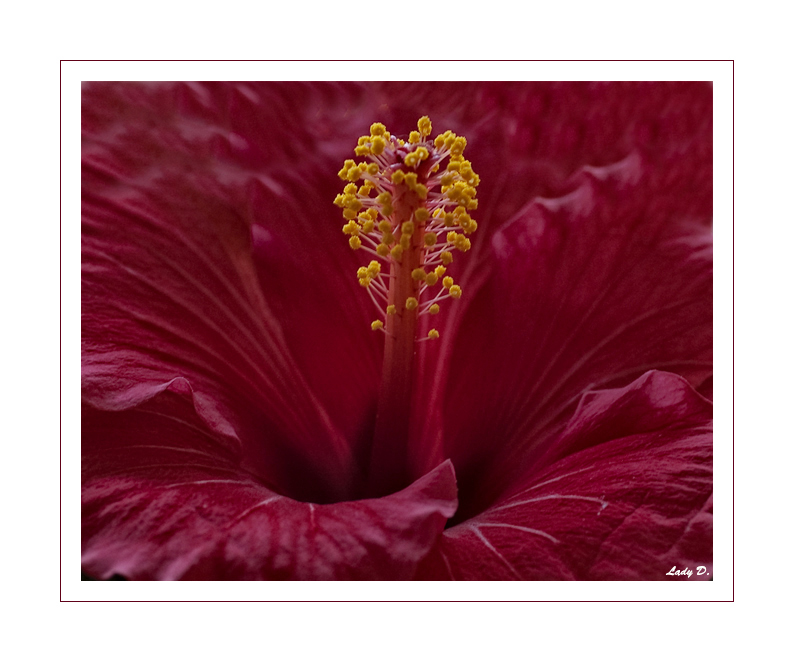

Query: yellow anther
(436, 130), (453, 148)
(460, 163), (476, 181)
(446, 186), (462, 202)
(342, 221), (360, 235)
(338, 117), (478, 331)
(451, 137), (467, 155)
(371, 136), (386, 155)
(427, 329), (439, 339)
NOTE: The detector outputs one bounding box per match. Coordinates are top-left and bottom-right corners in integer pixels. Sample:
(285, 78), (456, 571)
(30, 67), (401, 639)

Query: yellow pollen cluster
(334, 116), (480, 340)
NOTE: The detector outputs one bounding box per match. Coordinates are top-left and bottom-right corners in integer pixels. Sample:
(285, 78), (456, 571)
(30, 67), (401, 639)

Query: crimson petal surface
(416, 372), (712, 580)
(82, 81), (712, 581)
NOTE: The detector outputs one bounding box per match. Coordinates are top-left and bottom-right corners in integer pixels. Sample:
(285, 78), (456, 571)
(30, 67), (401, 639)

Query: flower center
(334, 117), (479, 495)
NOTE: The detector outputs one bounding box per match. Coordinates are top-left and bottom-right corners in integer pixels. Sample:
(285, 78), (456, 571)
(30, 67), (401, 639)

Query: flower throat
(334, 117), (480, 495)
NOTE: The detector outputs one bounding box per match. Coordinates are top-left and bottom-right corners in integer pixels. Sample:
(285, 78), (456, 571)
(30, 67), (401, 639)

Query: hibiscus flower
(81, 81), (712, 581)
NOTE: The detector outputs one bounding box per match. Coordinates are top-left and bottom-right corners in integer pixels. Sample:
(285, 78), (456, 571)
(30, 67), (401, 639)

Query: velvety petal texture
(82, 385), (457, 580)
(82, 81), (712, 581)
(432, 152), (712, 517)
(416, 372), (712, 580)
(82, 83), (385, 502)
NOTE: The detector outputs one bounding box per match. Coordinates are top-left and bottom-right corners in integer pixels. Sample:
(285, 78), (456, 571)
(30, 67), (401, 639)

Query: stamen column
(367, 187), (423, 495)
(333, 117), (480, 497)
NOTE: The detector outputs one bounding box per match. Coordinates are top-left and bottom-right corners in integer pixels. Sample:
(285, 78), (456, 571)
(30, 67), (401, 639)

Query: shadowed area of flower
(81, 81), (712, 580)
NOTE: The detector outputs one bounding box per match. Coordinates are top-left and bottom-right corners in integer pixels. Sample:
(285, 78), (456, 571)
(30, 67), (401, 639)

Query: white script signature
(666, 565), (709, 578)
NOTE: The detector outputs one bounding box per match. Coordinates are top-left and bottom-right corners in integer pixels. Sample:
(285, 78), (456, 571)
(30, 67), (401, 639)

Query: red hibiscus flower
(81, 81), (712, 581)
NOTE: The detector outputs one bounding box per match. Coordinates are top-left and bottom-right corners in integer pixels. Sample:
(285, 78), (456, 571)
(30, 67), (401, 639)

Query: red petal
(82, 388), (457, 580)
(82, 82), (388, 500)
(416, 372), (712, 580)
(371, 82), (712, 224)
(431, 148), (712, 513)
(83, 82), (712, 579)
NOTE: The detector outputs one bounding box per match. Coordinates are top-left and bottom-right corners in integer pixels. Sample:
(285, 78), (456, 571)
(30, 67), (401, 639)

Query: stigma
(334, 116), (479, 342)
